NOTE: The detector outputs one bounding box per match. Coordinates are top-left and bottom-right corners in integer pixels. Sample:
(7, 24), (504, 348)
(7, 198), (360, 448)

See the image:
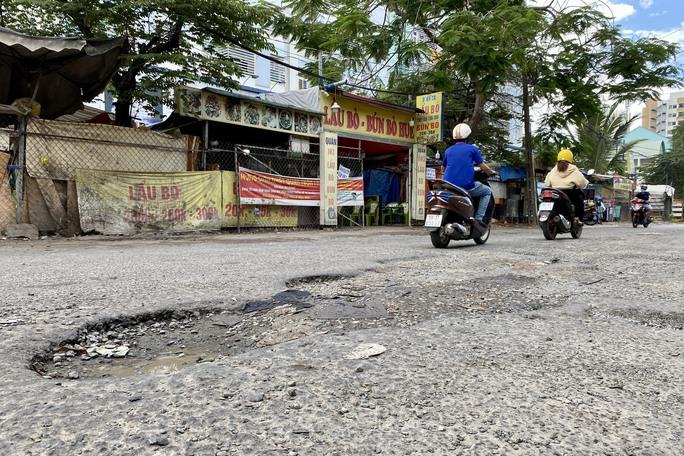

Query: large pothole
(30, 296), (326, 380)
(29, 277), (388, 380)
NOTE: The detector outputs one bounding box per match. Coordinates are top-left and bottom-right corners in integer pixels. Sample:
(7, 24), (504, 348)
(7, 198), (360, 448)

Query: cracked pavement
(1, 224), (683, 455)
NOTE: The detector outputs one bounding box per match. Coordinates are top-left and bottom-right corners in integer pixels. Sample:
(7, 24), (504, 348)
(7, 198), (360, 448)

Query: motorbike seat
(436, 179), (472, 199)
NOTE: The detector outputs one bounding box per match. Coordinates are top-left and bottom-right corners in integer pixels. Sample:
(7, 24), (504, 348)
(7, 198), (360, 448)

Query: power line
(203, 25), (466, 97)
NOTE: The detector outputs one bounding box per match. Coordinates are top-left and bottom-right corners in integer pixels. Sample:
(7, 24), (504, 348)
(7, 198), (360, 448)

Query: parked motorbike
(630, 197), (652, 228)
(583, 199), (598, 226)
(538, 187), (584, 240)
(425, 169), (495, 248)
(582, 197), (604, 226)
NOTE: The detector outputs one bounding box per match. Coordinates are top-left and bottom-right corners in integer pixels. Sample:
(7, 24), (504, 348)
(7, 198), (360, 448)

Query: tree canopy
(0, 0), (277, 125)
(644, 123), (684, 196)
(279, 0), (682, 165)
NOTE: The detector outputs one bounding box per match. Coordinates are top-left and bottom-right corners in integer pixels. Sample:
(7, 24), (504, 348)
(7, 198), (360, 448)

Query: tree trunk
(522, 73), (537, 223)
(469, 90), (486, 135)
(112, 68), (138, 127)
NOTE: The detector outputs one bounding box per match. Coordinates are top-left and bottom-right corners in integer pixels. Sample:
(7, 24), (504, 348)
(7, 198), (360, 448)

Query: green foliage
(2, 0), (276, 125)
(282, 0), (682, 153)
(534, 136), (562, 170)
(568, 103), (640, 175)
(644, 124), (684, 196)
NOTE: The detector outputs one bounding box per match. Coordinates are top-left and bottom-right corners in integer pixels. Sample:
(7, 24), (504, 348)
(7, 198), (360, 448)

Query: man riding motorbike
(441, 123), (496, 230)
(634, 184), (652, 221)
(543, 148), (588, 225)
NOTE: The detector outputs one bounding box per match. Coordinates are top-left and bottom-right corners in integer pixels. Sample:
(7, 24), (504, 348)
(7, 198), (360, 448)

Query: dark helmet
(640, 185), (647, 191)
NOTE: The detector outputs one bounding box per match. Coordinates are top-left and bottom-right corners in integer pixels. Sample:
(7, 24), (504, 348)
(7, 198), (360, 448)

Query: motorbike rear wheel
(571, 223), (583, 239)
(430, 227), (451, 248)
(474, 224), (490, 245)
(540, 220), (557, 240)
(632, 214), (639, 228)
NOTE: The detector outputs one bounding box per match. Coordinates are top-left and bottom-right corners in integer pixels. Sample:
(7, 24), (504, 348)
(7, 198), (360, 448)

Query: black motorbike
(538, 188), (584, 240)
(425, 169), (495, 248)
(630, 197), (652, 228)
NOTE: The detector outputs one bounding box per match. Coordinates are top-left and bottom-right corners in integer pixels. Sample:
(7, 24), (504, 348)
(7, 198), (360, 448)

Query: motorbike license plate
(539, 202), (555, 211)
(424, 214), (443, 228)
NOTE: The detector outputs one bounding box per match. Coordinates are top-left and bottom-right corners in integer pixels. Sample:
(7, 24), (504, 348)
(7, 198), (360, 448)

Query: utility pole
(318, 51), (323, 87)
(522, 73), (537, 223)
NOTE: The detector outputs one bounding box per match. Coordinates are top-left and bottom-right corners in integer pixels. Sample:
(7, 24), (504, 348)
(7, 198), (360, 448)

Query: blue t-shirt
(442, 142), (484, 190)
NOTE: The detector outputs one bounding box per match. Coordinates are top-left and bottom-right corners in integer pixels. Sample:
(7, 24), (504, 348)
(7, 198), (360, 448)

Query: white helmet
(453, 123), (472, 140)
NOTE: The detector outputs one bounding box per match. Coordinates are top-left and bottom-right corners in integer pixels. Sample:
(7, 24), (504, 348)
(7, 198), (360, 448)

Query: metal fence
(202, 143), (321, 229)
(337, 144), (364, 227)
(25, 119), (188, 181)
(2, 117), (189, 236)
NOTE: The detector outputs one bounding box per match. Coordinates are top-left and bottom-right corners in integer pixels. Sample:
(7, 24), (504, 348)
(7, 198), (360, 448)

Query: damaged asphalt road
(1, 224), (683, 455)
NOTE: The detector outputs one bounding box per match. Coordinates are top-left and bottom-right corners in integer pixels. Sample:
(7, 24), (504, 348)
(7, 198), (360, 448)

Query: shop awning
(0, 27), (125, 118)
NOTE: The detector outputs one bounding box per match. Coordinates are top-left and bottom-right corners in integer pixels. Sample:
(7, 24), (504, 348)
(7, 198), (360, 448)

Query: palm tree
(568, 103), (643, 175)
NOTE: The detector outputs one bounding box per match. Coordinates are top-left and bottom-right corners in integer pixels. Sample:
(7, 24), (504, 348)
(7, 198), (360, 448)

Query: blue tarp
(498, 165), (527, 182)
(363, 169), (401, 206)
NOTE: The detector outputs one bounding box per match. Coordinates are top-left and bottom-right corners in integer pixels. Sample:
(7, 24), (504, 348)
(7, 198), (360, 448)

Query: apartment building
(641, 91), (684, 137)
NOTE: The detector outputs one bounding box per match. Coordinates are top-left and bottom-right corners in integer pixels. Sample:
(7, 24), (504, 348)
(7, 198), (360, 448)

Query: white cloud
(626, 22), (684, 45)
(640, 0), (654, 8)
(527, 0), (635, 22)
(649, 10), (668, 17)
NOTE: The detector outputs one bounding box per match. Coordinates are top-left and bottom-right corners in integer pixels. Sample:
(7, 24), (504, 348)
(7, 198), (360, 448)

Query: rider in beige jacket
(544, 150), (588, 189)
(544, 148), (588, 224)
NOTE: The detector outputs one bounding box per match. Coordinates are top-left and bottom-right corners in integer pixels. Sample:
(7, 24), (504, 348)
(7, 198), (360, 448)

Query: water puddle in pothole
(90, 346), (218, 377)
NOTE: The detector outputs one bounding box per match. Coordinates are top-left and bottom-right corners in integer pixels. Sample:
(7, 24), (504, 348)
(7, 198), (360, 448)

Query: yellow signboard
(221, 171), (298, 227)
(415, 92), (443, 144)
(320, 91), (415, 144)
(76, 170), (222, 235)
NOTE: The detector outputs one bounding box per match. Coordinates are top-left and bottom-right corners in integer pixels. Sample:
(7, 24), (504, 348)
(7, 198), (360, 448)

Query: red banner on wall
(239, 169), (320, 206)
(239, 169), (365, 207)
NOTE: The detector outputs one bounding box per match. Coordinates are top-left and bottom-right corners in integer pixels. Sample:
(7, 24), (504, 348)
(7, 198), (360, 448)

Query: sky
(588, 0), (684, 112)
(530, 1), (684, 81)
(528, 0), (683, 126)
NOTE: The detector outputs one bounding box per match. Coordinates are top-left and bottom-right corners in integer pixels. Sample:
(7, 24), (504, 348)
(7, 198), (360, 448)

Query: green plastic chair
(349, 205), (363, 226)
(382, 202), (400, 225)
(365, 200), (379, 226)
(399, 202), (410, 225)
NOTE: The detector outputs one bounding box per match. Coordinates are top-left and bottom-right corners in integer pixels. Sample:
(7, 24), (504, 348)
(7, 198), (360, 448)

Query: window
(679, 103), (684, 108)
(225, 47), (256, 77)
(270, 55), (286, 84)
(298, 78), (309, 90)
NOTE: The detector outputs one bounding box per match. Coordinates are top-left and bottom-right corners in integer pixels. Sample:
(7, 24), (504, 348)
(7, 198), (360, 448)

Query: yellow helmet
(557, 148), (573, 163)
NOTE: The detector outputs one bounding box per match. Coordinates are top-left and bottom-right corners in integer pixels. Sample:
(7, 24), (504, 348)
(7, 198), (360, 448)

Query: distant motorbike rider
(634, 185), (652, 221)
(544, 148), (588, 225)
(441, 123), (496, 227)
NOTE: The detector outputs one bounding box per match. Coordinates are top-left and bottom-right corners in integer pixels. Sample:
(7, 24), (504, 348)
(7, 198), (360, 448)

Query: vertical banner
(320, 131), (338, 225)
(411, 144), (427, 220)
(415, 92), (444, 144)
